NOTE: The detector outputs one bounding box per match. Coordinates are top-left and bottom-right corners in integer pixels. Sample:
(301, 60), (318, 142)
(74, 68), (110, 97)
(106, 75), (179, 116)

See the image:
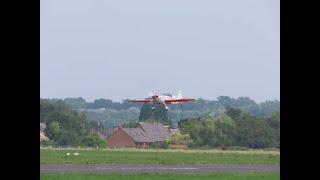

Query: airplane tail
(178, 90), (182, 98)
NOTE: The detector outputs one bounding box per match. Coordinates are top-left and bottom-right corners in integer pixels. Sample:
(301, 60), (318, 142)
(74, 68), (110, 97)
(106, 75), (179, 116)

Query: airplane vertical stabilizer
(178, 90), (182, 98)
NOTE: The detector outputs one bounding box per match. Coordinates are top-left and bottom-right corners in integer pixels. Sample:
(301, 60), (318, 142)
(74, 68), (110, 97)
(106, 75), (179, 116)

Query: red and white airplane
(128, 90), (195, 111)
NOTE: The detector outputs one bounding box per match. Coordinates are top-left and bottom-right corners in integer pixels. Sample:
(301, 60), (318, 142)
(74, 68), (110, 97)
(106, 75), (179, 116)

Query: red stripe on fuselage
(128, 100), (153, 102)
(164, 98), (195, 103)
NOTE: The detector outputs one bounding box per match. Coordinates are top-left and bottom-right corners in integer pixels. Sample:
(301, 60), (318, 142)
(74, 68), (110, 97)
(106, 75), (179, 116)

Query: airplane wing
(128, 99), (153, 103)
(164, 98), (195, 103)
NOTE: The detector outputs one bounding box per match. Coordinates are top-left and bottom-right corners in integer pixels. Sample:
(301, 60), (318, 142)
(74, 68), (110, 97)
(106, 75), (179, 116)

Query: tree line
(60, 96), (279, 127)
(40, 99), (107, 148)
(178, 107), (280, 149)
(40, 98), (279, 149)
(62, 96), (279, 118)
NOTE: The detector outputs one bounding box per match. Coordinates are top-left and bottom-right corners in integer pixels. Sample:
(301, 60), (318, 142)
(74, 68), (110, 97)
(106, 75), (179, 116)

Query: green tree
(63, 97), (88, 109)
(166, 133), (192, 145)
(42, 99), (90, 146)
(122, 119), (138, 128)
(139, 103), (172, 126)
(57, 130), (80, 147)
(217, 96), (236, 107)
(80, 134), (107, 148)
(45, 121), (61, 140)
(199, 116), (216, 146)
(181, 116), (235, 148)
(211, 115), (236, 148)
(259, 100), (280, 118)
(90, 98), (113, 109)
(179, 118), (203, 145)
(234, 114), (276, 148)
(267, 112), (280, 129)
(224, 107), (242, 120)
(267, 112), (280, 148)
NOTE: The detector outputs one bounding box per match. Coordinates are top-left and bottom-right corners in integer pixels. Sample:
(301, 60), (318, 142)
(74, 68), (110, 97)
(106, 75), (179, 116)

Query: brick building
(107, 122), (173, 147)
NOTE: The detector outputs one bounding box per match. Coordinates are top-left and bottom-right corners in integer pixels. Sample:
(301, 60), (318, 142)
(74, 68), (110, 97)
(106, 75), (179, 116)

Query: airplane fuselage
(153, 95), (170, 103)
(129, 90), (194, 111)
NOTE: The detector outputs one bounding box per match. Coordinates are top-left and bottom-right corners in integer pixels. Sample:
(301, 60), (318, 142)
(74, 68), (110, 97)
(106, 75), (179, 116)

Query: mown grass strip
(40, 173), (280, 180)
(41, 148), (279, 164)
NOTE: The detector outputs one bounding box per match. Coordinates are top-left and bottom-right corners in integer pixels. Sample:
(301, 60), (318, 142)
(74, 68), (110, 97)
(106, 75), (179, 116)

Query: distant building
(105, 128), (118, 138)
(90, 127), (118, 139)
(40, 131), (47, 141)
(107, 122), (174, 147)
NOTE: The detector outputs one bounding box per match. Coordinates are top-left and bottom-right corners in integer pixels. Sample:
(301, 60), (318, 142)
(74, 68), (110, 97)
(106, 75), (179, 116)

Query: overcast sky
(40, 0), (279, 103)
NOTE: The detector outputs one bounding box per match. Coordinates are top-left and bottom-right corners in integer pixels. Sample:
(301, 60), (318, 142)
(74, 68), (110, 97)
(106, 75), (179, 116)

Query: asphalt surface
(40, 164), (280, 173)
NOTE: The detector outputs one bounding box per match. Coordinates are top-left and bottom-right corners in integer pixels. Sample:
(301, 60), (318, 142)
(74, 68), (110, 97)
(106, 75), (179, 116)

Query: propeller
(148, 90), (161, 97)
(148, 91), (155, 97)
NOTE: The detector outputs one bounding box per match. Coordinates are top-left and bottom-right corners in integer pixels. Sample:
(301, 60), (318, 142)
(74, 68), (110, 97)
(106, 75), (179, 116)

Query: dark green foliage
(85, 108), (140, 128)
(179, 118), (202, 145)
(40, 99), (69, 123)
(267, 112), (280, 129)
(179, 109), (279, 149)
(121, 119), (138, 128)
(40, 139), (57, 147)
(234, 114), (276, 148)
(45, 121), (61, 140)
(180, 116), (236, 148)
(90, 98), (114, 109)
(150, 141), (169, 149)
(80, 134), (107, 148)
(199, 116), (236, 148)
(139, 103), (172, 126)
(259, 101), (280, 118)
(52, 96), (279, 119)
(41, 98), (90, 146)
(217, 96), (236, 107)
(225, 107), (242, 120)
(44, 109), (89, 140)
(267, 112), (280, 148)
(64, 97), (88, 109)
(41, 97), (280, 148)
(166, 133), (193, 145)
(46, 96), (279, 127)
(57, 130), (80, 147)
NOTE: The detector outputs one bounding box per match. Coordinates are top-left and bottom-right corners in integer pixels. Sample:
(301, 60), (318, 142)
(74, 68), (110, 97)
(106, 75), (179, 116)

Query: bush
(226, 146), (249, 151)
(80, 134), (107, 148)
(40, 140), (57, 147)
(57, 130), (80, 147)
(150, 141), (169, 149)
(158, 141), (169, 149)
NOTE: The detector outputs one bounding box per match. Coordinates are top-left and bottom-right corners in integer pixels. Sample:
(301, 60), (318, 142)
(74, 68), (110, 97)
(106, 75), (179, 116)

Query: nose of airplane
(152, 95), (158, 99)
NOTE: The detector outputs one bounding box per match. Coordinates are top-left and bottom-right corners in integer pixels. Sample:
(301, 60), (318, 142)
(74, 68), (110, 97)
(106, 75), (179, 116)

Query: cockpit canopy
(162, 93), (173, 97)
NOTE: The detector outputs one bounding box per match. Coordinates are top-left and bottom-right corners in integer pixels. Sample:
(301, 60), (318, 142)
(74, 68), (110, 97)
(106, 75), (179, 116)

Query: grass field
(40, 173), (280, 180)
(40, 148), (280, 164)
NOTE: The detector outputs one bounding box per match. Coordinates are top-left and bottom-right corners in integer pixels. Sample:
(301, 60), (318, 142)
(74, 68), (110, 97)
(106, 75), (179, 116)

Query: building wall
(107, 129), (136, 147)
(135, 142), (151, 147)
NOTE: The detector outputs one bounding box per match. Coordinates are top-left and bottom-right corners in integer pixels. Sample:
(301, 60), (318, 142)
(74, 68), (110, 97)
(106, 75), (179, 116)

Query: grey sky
(40, 0), (279, 103)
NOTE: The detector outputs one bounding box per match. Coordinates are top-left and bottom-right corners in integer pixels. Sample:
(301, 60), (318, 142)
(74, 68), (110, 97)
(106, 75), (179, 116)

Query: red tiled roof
(137, 122), (172, 141)
(110, 122), (173, 143)
(121, 128), (154, 142)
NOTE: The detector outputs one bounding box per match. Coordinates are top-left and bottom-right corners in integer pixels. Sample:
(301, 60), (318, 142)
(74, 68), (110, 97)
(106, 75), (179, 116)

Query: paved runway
(40, 164), (280, 173)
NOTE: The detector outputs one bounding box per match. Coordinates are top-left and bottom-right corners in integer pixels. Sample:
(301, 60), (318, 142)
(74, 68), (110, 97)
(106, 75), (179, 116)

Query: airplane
(128, 90), (195, 111)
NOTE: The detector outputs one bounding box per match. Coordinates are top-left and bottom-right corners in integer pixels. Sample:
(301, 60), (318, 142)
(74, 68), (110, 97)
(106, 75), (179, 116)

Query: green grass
(40, 173), (280, 180)
(40, 148), (279, 164)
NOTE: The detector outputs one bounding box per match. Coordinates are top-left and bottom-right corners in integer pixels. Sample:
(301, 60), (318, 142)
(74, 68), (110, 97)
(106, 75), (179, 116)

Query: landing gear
(151, 106), (156, 111)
